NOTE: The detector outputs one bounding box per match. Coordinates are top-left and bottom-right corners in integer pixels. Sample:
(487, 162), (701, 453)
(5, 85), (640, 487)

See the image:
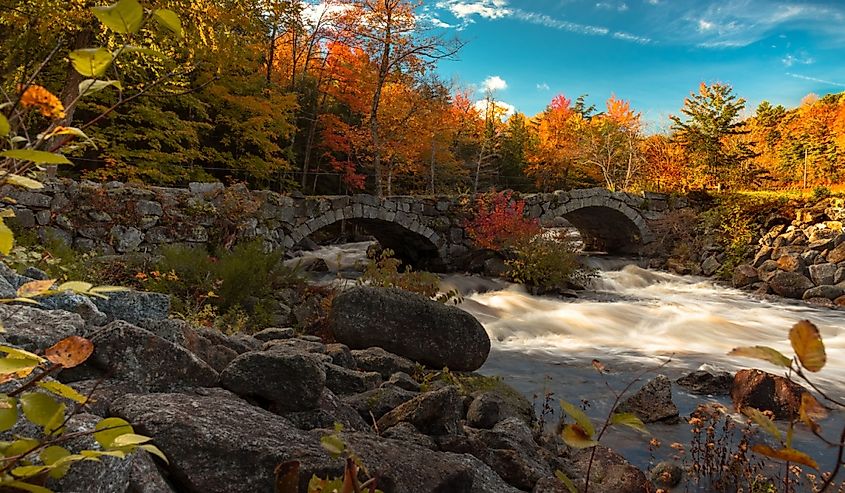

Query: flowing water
(301, 243), (845, 487)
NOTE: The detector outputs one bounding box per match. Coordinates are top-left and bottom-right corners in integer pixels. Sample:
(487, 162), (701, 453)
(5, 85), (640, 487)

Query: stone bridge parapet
(1, 179), (687, 271)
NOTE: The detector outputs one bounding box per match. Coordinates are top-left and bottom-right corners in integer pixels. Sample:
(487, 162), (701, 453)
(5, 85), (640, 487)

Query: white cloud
(646, 0), (660, 4)
(435, 0), (511, 21)
(537, 82), (550, 91)
(613, 31), (651, 44)
(474, 99), (516, 119)
(786, 72), (845, 88)
(697, 19), (714, 31)
(301, 2), (353, 27)
(596, 2), (629, 12)
(481, 75), (508, 92)
(782, 52), (815, 67)
(511, 9), (609, 36)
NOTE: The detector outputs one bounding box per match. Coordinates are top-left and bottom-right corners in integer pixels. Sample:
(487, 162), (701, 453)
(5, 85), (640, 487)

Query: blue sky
(425, 0), (845, 131)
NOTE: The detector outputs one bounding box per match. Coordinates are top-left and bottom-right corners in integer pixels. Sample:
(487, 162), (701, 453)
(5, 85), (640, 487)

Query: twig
(818, 425), (845, 493)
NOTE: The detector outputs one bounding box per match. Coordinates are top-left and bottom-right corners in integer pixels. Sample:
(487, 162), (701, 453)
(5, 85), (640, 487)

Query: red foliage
(465, 191), (541, 251)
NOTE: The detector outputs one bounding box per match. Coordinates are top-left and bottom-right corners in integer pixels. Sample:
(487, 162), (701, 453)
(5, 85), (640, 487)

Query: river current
(296, 242), (845, 486)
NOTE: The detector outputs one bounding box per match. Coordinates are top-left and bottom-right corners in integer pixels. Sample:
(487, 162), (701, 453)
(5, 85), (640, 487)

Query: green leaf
(728, 346), (792, 368)
(610, 412), (648, 434)
(78, 79), (123, 96)
(0, 219), (13, 256)
(4, 480), (52, 492)
(37, 381), (88, 404)
(0, 113), (9, 137)
(0, 357), (40, 375)
(0, 345), (45, 363)
(4, 438), (40, 459)
(153, 9), (183, 37)
(91, 0), (144, 34)
(80, 449), (126, 459)
(11, 464), (50, 478)
(555, 470), (579, 493)
(20, 392), (64, 432)
(0, 395), (18, 432)
(320, 434), (345, 458)
(40, 445), (72, 479)
(2, 174), (44, 190)
(111, 433), (152, 447)
(95, 417), (133, 448)
(140, 443), (168, 464)
(560, 400), (595, 438)
(69, 48), (114, 78)
(744, 407), (782, 441)
(0, 149), (71, 165)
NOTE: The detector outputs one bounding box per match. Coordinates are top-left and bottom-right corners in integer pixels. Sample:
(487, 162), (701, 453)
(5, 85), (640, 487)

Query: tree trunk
(430, 139), (436, 194)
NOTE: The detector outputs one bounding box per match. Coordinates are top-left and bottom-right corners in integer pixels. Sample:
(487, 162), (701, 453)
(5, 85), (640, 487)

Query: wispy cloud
(537, 82), (550, 91)
(782, 52), (814, 67)
(433, 0), (652, 44)
(786, 72), (845, 88)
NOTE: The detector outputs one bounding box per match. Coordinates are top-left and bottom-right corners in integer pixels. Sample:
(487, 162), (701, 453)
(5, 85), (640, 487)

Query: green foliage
(812, 185), (832, 201)
(358, 249), (441, 299)
(142, 240), (302, 331)
(0, 334), (165, 492)
(505, 232), (591, 293)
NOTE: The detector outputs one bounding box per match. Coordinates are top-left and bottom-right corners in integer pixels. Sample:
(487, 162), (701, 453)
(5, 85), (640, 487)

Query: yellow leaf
(0, 218), (13, 255)
(57, 281), (94, 293)
(16, 279), (56, 298)
(2, 174), (43, 190)
(610, 412), (648, 434)
(0, 344), (45, 362)
(560, 400), (595, 438)
(561, 424), (599, 449)
(139, 444), (168, 464)
(751, 444), (819, 470)
(111, 433), (152, 447)
(0, 208), (16, 218)
(728, 346), (792, 368)
(743, 407), (781, 441)
(789, 320), (826, 372)
(38, 381), (89, 404)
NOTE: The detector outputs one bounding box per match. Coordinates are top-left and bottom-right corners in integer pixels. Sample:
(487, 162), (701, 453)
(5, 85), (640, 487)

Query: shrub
(465, 191), (541, 252)
(142, 240), (302, 329)
(358, 249), (441, 298)
(811, 185), (831, 202)
(506, 232), (591, 293)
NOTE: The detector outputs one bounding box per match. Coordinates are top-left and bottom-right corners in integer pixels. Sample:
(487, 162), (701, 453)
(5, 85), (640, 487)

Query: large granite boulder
(0, 304), (85, 351)
(616, 375), (679, 424)
(220, 350), (326, 413)
(731, 369), (823, 420)
(331, 287), (490, 371)
(768, 271), (814, 299)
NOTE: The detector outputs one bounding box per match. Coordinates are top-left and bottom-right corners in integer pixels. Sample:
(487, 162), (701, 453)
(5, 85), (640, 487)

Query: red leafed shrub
(465, 191), (541, 252)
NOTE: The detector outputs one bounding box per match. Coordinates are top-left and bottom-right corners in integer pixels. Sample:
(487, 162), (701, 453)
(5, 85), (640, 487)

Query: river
(297, 242), (845, 490)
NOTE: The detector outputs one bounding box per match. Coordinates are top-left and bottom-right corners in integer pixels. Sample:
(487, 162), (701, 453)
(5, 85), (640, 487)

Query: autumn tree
(670, 82), (756, 188)
(526, 95), (585, 191)
(349, 0), (461, 196)
(579, 95), (643, 191)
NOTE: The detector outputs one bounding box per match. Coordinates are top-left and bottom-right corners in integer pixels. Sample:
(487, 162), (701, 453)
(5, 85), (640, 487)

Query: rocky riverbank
(0, 263), (664, 493)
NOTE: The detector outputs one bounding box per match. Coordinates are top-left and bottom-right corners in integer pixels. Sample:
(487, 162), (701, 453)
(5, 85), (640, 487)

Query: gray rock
(377, 386), (463, 436)
(344, 384), (419, 421)
(676, 370), (733, 396)
(0, 275), (15, 298)
(732, 264), (758, 288)
(383, 422), (437, 450)
(109, 390), (329, 493)
(768, 271), (814, 299)
(252, 327), (295, 342)
(352, 347), (417, 379)
(701, 256), (721, 276)
(448, 453), (523, 493)
(752, 247), (773, 268)
(82, 320), (219, 391)
(136, 200), (163, 216)
(324, 363), (381, 395)
(563, 446), (652, 493)
(93, 290), (170, 323)
(533, 476), (570, 492)
(325, 343), (355, 368)
(110, 225), (144, 252)
(386, 372), (420, 391)
(332, 287), (490, 371)
(69, 379), (145, 417)
(809, 263), (838, 286)
(22, 266), (50, 280)
(262, 337), (325, 354)
(52, 413), (175, 493)
(283, 388), (368, 432)
(757, 260), (780, 282)
(731, 369), (812, 420)
(803, 285), (845, 301)
(650, 461), (683, 489)
(221, 350), (326, 412)
(0, 304), (85, 351)
(827, 241), (845, 264)
(616, 375), (679, 424)
(836, 266), (845, 285)
(467, 391), (523, 429)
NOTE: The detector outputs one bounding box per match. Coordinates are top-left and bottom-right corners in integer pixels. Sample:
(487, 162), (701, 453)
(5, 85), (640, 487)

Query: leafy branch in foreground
(729, 320), (844, 492)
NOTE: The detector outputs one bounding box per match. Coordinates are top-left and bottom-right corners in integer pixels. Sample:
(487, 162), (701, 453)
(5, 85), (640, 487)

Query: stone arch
(546, 195), (654, 253)
(283, 206), (448, 270)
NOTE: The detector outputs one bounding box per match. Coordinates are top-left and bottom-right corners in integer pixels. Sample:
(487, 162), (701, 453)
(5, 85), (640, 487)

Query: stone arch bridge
(4, 181), (685, 272)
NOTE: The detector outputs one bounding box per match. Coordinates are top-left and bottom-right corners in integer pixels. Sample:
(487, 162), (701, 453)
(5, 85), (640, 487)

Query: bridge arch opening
(288, 215), (446, 271)
(540, 197), (653, 254)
